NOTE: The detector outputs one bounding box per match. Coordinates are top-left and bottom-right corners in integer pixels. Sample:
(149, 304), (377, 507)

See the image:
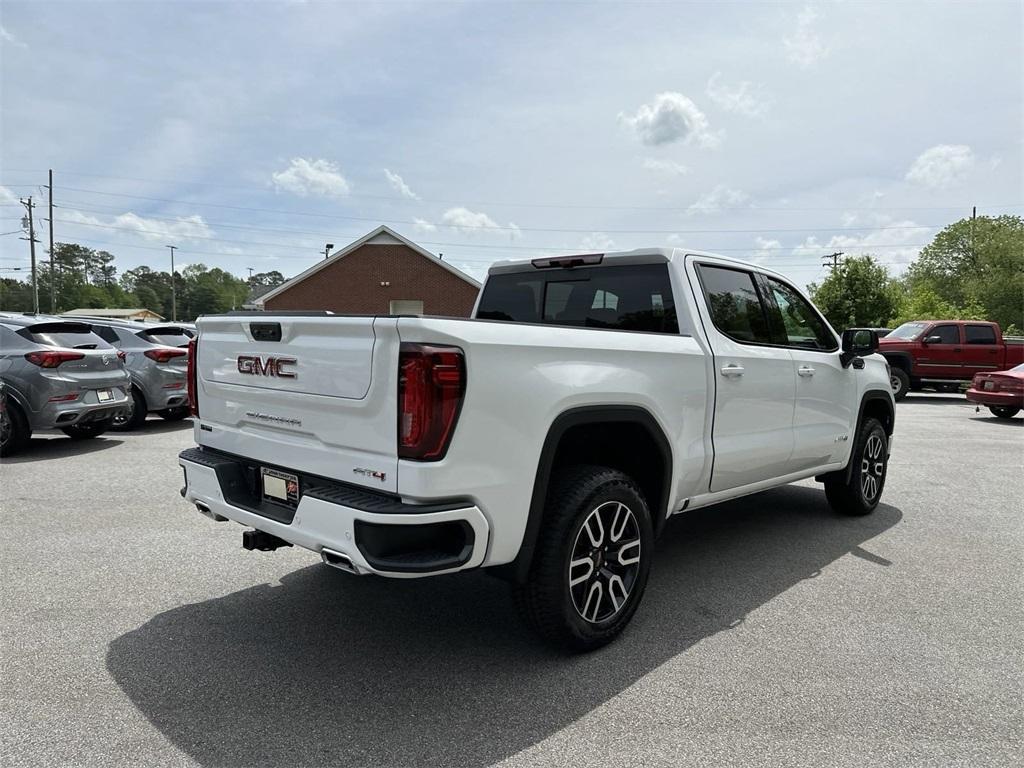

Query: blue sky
(2, 0), (1021, 289)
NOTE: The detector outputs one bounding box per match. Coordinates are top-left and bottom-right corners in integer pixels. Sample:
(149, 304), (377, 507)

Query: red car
(966, 363), (1024, 419)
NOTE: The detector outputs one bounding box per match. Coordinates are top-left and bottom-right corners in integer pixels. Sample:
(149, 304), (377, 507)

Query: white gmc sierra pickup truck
(179, 248), (894, 650)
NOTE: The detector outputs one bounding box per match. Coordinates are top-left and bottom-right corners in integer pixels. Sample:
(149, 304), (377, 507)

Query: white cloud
(642, 158), (689, 176)
(0, 185), (18, 204)
(751, 237), (783, 263)
(905, 144), (974, 189)
(62, 209), (214, 243)
(440, 207), (521, 239)
(686, 185), (750, 215)
(271, 158), (350, 198)
(705, 73), (771, 118)
(413, 217), (437, 233)
(791, 219), (933, 266)
(580, 232), (615, 252)
(384, 169), (420, 200)
(784, 5), (829, 68)
(619, 92), (720, 148)
(0, 25), (27, 48)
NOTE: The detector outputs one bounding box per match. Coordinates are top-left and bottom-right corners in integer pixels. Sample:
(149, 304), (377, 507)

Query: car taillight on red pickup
(24, 350), (85, 368)
(398, 343), (466, 461)
(186, 337), (199, 417)
(144, 347), (188, 363)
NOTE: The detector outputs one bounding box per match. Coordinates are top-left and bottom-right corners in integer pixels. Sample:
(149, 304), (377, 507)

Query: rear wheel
(513, 464), (654, 651)
(113, 388), (148, 431)
(61, 417), (115, 440)
(989, 406), (1021, 419)
(156, 406), (190, 421)
(824, 417), (888, 516)
(890, 368), (910, 401)
(0, 400), (31, 457)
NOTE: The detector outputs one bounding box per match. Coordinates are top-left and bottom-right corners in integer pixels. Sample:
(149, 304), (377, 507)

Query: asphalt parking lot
(1, 395), (1021, 767)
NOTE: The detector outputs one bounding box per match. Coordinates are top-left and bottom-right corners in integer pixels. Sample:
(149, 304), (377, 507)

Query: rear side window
(476, 264), (679, 334)
(16, 323), (112, 350)
(138, 328), (194, 347)
(964, 325), (996, 345)
(696, 265), (772, 344)
(764, 277), (837, 351)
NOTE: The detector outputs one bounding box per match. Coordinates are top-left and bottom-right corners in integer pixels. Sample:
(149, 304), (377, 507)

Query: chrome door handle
(720, 364), (745, 377)
(798, 366), (816, 377)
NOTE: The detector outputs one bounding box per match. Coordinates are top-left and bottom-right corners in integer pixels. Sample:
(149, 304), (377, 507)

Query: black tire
(113, 388), (148, 431)
(513, 464), (654, 652)
(824, 417), (888, 516)
(890, 368), (910, 401)
(909, 379), (923, 392)
(61, 417), (114, 440)
(0, 400), (31, 457)
(156, 406), (190, 421)
(988, 406), (1021, 419)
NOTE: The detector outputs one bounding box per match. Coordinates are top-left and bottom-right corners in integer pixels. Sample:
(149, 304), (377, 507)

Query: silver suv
(74, 317), (194, 430)
(0, 314), (131, 455)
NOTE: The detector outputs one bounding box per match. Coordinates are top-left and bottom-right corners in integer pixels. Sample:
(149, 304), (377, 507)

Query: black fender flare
(881, 350), (913, 373)
(1, 382), (32, 418)
(502, 404), (673, 584)
(836, 389), (895, 483)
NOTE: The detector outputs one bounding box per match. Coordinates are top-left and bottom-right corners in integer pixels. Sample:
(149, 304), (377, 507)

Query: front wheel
(824, 417), (888, 516)
(989, 406), (1021, 419)
(61, 417), (115, 440)
(513, 464), (654, 651)
(890, 368), (910, 401)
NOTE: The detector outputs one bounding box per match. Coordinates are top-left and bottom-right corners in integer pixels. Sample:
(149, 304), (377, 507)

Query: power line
(4, 170), (1023, 212)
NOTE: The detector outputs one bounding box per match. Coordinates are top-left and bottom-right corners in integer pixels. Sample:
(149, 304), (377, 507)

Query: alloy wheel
(568, 501), (642, 624)
(860, 433), (886, 502)
(0, 408), (11, 448)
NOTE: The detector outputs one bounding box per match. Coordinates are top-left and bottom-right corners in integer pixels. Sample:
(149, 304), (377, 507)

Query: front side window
(765, 277), (838, 351)
(928, 325), (960, 344)
(964, 325), (996, 345)
(696, 265), (772, 344)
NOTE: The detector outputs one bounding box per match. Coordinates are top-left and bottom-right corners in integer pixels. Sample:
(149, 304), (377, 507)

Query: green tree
(906, 215), (1024, 330)
(808, 255), (899, 330)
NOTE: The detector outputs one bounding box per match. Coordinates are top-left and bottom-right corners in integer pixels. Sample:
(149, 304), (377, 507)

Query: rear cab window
(964, 324), (997, 345)
(476, 264), (679, 334)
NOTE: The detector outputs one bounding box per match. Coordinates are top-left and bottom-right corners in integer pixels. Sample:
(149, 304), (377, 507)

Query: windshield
(17, 323), (113, 350)
(138, 329), (194, 348)
(887, 322), (930, 340)
(1011, 363), (1024, 373)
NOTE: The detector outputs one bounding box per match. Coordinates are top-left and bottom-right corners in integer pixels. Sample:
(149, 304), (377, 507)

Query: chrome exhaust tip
(321, 547), (359, 574)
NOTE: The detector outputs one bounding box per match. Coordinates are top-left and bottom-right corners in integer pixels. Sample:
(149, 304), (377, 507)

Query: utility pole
(821, 251), (844, 272)
(19, 197), (40, 314)
(247, 266), (254, 280)
(970, 206), (977, 263)
(324, 243), (334, 261)
(165, 245), (177, 321)
(47, 170), (56, 312)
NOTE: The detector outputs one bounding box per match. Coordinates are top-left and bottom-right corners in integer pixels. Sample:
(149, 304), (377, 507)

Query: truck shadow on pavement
(107, 485), (901, 768)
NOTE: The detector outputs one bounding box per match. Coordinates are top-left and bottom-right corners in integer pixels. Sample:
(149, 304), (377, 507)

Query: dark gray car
(0, 314), (131, 455)
(70, 317), (193, 430)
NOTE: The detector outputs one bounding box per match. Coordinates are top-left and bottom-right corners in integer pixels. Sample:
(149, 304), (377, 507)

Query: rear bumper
(179, 447), (489, 578)
(36, 388), (130, 429)
(966, 388), (1024, 407)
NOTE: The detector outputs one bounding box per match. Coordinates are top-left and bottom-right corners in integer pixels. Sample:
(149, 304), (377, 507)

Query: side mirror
(923, 335), (942, 345)
(840, 328), (879, 368)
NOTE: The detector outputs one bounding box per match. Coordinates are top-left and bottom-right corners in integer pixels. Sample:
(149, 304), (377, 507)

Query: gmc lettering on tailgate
(237, 355), (297, 378)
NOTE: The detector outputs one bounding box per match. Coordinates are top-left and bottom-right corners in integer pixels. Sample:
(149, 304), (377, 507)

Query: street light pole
(166, 245), (177, 321)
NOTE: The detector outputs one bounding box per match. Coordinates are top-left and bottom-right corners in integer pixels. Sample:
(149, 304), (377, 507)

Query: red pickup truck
(879, 320), (1024, 400)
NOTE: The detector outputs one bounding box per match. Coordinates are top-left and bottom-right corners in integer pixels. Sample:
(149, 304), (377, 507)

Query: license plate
(983, 381), (995, 391)
(97, 389), (113, 402)
(262, 467), (300, 506)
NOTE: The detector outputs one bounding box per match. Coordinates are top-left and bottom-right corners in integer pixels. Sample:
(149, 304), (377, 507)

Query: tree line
(808, 214), (1023, 335)
(0, 242), (285, 321)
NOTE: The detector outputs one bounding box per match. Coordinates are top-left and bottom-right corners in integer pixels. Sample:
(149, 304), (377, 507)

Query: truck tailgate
(193, 314), (401, 493)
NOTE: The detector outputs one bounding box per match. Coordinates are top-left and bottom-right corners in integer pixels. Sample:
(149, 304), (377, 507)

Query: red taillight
(25, 350), (85, 368)
(144, 347), (188, 363)
(187, 338), (198, 417)
(398, 343), (465, 461)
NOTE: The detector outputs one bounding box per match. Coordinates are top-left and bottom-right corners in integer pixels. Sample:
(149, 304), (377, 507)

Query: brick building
(257, 226), (480, 316)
